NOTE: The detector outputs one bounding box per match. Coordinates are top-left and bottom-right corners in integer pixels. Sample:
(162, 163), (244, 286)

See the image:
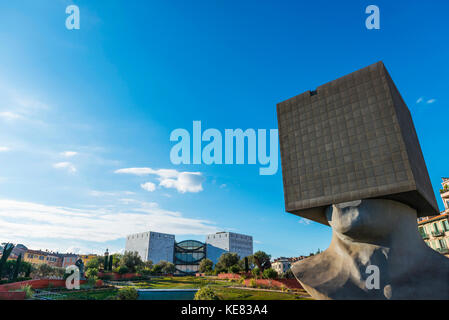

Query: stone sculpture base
(291, 199), (449, 300)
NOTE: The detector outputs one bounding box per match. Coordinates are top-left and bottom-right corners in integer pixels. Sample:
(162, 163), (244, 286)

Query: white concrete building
(206, 232), (253, 264)
(125, 231), (175, 264)
(272, 258), (291, 274)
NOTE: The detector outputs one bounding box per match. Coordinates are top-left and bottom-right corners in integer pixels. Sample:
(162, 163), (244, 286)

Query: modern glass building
(174, 240), (206, 274)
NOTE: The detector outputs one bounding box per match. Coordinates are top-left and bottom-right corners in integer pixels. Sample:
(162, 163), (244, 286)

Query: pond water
(137, 289), (199, 300)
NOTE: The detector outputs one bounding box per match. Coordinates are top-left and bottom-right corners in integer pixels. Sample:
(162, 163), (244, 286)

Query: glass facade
(174, 240), (206, 274)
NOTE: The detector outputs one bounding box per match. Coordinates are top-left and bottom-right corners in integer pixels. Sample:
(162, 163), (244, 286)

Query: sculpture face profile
(292, 199), (449, 300)
(277, 62), (449, 299)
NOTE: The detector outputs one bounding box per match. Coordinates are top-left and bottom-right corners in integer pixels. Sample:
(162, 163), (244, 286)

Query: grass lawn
(213, 287), (311, 300)
(130, 276), (229, 289)
(47, 277), (311, 300)
(120, 277), (311, 300)
(54, 288), (118, 300)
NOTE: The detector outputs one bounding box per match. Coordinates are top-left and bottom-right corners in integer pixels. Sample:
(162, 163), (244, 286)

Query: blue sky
(0, 0), (448, 258)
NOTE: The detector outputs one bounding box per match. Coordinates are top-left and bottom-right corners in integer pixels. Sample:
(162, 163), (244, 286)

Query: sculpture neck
(329, 215), (426, 269)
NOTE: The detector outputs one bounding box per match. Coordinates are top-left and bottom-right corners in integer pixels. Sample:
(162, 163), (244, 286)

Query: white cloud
(115, 167), (205, 193)
(114, 167), (155, 176)
(89, 190), (135, 197)
(53, 162), (77, 173)
(159, 172), (204, 193)
(0, 147), (10, 152)
(66, 246), (81, 254)
(0, 199), (218, 244)
(417, 97), (437, 105)
(61, 151), (78, 157)
(219, 184), (227, 189)
(298, 218), (312, 225)
(141, 182), (156, 192)
(0, 111), (22, 120)
(89, 190), (116, 197)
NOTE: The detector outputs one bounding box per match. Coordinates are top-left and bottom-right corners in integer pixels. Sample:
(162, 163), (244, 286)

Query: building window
(434, 223), (440, 232)
(442, 220), (449, 232)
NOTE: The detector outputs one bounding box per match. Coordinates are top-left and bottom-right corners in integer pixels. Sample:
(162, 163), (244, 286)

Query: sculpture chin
(293, 199), (449, 300)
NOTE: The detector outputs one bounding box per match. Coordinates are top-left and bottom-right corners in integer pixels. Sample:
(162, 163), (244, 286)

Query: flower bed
(97, 272), (140, 280)
(216, 273), (302, 289)
(0, 279), (87, 292)
(0, 291), (26, 300)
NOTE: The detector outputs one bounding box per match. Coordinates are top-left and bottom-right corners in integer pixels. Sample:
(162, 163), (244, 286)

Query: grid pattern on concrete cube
(277, 62), (421, 215)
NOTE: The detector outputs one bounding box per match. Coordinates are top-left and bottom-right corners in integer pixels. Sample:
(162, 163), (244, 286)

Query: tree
(33, 264), (53, 278)
(262, 268), (278, 279)
(21, 262), (33, 278)
(12, 254), (22, 281)
(85, 257), (101, 270)
(108, 256), (113, 271)
(199, 259), (213, 273)
(120, 251), (143, 273)
(117, 265), (129, 275)
(151, 264), (163, 275)
(251, 267), (260, 278)
(111, 254), (122, 268)
(238, 255), (254, 271)
(215, 253), (239, 272)
(0, 243), (14, 278)
(155, 260), (175, 274)
(136, 260), (153, 276)
(228, 265), (241, 274)
(143, 260), (153, 269)
(104, 255), (109, 271)
(252, 251), (271, 272)
(85, 267), (98, 279)
(31, 264), (65, 279)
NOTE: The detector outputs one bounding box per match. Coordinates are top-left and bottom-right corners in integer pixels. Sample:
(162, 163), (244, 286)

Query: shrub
(85, 257), (101, 270)
(249, 279), (257, 288)
(156, 261), (176, 274)
(19, 285), (33, 299)
(199, 258), (214, 273)
(85, 267), (98, 279)
(217, 253), (240, 270)
(228, 265), (240, 274)
(136, 266), (152, 276)
(194, 286), (219, 300)
(117, 265), (129, 275)
(31, 263), (64, 279)
(283, 269), (295, 279)
(251, 267), (260, 278)
(262, 268), (278, 280)
(117, 286), (138, 300)
(120, 251), (143, 273)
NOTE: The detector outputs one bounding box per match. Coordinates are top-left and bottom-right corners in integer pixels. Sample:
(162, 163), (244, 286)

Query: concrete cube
(277, 61), (438, 225)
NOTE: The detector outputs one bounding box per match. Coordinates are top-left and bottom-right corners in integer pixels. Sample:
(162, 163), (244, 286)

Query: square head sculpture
(277, 61), (438, 225)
